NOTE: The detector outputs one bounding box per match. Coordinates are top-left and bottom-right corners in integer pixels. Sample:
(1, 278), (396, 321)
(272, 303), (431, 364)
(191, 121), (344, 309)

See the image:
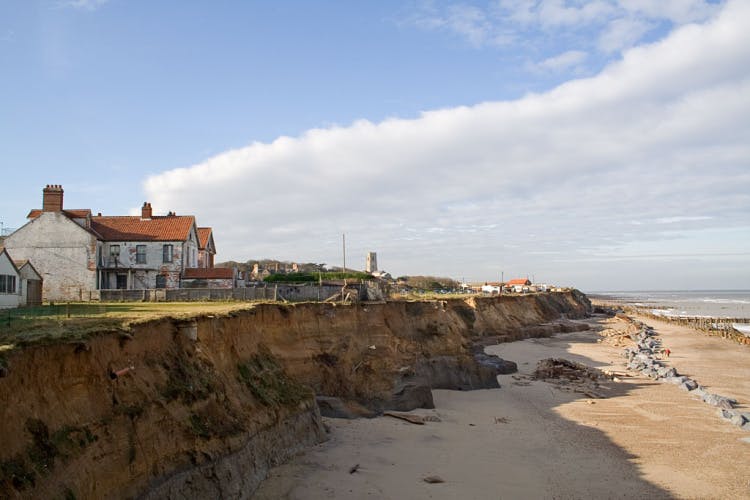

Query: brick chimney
(42, 185), (64, 212)
(141, 202), (153, 220)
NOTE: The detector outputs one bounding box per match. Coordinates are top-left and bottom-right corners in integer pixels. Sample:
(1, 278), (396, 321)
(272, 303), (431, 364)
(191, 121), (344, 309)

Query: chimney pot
(141, 202), (153, 220)
(42, 184), (64, 212)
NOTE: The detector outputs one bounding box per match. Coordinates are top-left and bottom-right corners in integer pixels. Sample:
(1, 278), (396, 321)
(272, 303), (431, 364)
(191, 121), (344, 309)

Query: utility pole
(501, 271), (504, 283)
(342, 233), (346, 273)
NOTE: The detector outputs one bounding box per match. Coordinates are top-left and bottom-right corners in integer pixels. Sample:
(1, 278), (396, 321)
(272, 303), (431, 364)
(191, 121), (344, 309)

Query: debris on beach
(533, 358), (611, 397)
(533, 358), (608, 383)
(423, 475), (445, 484)
(383, 411), (425, 425)
(349, 464), (360, 474)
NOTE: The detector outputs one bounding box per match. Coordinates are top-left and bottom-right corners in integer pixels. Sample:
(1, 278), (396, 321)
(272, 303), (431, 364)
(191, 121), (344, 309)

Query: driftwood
(383, 411), (425, 425)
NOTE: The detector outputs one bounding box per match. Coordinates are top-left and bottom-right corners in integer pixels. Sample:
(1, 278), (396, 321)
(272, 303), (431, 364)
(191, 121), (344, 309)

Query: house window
(155, 274), (167, 288)
(0, 275), (16, 294)
(110, 245), (120, 258)
(136, 245), (147, 264)
(163, 244), (173, 263)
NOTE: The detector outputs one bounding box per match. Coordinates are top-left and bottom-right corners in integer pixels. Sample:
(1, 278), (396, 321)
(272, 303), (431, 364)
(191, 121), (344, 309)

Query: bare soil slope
(0, 292), (589, 499)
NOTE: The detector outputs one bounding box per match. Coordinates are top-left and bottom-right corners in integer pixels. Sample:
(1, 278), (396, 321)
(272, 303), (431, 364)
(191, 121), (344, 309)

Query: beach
(255, 314), (750, 499)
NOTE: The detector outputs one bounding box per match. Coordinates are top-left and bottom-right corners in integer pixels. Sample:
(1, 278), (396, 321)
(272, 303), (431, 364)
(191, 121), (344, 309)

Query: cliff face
(0, 291), (589, 499)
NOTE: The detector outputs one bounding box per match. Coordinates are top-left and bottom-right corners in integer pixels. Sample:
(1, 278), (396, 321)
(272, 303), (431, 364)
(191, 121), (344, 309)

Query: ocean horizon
(587, 289), (750, 319)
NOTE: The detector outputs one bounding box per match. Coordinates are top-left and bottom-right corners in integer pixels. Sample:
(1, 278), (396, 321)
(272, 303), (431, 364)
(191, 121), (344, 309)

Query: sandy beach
(255, 314), (750, 499)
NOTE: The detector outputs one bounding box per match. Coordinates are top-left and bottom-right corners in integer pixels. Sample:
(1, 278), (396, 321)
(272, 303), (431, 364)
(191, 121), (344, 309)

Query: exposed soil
(0, 292), (590, 499)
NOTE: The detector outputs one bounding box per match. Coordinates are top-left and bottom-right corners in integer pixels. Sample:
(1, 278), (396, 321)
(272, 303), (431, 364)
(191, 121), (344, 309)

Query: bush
(263, 272), (371, 283)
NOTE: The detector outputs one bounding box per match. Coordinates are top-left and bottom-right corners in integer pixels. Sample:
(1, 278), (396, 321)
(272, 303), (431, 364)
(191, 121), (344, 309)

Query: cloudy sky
(2, 0), (748, 291)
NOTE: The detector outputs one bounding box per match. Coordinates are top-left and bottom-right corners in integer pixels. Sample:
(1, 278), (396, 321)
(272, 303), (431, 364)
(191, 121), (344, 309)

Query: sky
(1, 0), (748, 291)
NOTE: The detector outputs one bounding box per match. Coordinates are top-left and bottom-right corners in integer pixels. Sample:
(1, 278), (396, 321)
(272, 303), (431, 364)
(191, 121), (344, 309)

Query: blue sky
(1, 0), (748, 291)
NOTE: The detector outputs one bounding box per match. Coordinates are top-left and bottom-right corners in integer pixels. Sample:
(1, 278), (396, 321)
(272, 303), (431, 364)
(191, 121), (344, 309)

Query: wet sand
(255, 315), (750, 499)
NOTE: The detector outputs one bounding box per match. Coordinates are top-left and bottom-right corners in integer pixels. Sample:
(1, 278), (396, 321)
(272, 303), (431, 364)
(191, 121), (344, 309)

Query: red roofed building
(3, 185), (220, 300)
(182, 267), (234, 288)
(505, 278), (532, 293)
(506, 278), (531, 286)
(196, 227), (216, 268)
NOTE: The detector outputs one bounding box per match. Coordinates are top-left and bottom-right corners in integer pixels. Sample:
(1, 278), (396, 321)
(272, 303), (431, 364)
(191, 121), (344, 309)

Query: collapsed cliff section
(0, 291), (590, 499)
(0, 319), (325, 500)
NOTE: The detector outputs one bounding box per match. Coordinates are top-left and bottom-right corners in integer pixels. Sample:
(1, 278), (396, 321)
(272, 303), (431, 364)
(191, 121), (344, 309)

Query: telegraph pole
(342, 233), (346, 273)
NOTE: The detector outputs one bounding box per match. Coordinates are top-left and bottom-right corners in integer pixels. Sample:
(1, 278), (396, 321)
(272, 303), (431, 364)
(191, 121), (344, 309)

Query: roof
(197, 227), (213, 250)
(0, 247), (21, 275)
(507, 278), (531, 285)
(13, 260), (42, 280)
(27, 209), (92, 219)
(91, 215), (196, 242)
(23, 209), (104, 239)
(183, 267), (233, 279)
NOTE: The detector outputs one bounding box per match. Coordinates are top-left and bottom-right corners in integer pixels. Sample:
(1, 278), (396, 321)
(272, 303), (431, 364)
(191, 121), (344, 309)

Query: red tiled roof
(183, 267), (233, 279)
(507, 278), (531, 285)
(27, 209), (92, 219)
(197, 227), (212, 250)
(91, 215), (196, 242)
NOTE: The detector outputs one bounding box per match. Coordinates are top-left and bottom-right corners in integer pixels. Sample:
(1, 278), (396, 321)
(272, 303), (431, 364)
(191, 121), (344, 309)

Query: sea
(587, 290), (750, 319)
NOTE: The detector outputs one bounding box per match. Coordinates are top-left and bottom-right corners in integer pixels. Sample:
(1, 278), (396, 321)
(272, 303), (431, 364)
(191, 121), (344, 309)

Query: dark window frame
(163, 244), (173, 263)
(0, 275), (17, 294)
(136, 245), (147, 264)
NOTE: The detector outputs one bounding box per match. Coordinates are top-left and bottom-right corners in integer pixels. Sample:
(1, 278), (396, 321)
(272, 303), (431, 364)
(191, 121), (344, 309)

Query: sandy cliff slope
(0, 291), (589, 499)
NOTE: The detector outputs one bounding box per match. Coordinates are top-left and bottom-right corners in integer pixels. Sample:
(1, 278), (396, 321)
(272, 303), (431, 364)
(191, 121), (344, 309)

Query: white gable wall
(0, 251), (20, 309)
(3, 212), (99, 301)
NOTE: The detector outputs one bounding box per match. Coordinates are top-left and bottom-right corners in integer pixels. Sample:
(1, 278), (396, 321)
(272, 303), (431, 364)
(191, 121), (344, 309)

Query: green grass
(263, 271), (371, 283)
(237, 348), (311, 407)
(0, 301), (260, 350)
(161, 356), (216, 405)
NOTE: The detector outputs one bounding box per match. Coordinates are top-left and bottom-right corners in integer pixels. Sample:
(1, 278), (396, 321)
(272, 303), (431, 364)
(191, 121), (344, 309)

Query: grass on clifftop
(0, 302), (259, 350)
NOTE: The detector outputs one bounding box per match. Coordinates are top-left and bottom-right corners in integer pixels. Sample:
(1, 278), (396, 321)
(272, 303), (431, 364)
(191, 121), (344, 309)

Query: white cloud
(411, 0), (724, 60)
(597, 16), (653, 53)
(62, 0), (109, 11)
(528, 49), (588, 72)
(411, 3), (510, 47)
(535, 0), (616, 27)
(617, 0), (722, 24)
(145, 0), (750, 290)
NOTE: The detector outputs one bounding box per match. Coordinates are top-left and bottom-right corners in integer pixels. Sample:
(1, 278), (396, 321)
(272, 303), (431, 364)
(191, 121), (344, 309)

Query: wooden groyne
(627, 308), (750, 345)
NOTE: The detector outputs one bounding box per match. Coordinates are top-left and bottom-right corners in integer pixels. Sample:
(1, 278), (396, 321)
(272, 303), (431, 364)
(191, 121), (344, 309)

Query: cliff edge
(0, 291), (590, 499)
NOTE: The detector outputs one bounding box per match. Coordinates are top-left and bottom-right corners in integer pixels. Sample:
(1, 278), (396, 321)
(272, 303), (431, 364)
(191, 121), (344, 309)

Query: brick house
(94, 203), (203, 291)
(3, 185), (217, 301)
(197, 227), (216, 268)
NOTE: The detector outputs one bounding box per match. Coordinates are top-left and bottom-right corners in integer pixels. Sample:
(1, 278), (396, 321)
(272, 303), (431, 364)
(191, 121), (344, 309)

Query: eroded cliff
(0, 291), (589, 499)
